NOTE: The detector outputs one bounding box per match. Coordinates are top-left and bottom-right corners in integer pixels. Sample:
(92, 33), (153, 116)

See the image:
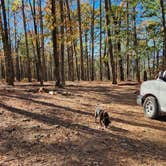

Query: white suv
(137, 71), (166, 118)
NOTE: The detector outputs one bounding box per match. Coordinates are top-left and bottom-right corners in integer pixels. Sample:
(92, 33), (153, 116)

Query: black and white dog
(95, 107), (111, 128)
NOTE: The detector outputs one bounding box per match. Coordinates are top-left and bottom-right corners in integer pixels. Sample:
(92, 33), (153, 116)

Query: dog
(95, 107), (111, 128)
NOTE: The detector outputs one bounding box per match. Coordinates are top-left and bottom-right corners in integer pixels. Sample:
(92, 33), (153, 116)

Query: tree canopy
(0, 0), (165, 85)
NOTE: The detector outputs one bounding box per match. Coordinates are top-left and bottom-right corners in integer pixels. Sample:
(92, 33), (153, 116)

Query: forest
(0, 0), (165, 86)
(0, 0), (166, 165)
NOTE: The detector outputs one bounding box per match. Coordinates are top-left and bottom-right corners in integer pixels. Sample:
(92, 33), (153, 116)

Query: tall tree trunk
(115, 16), (124, 81)
(118, 41), (124, 81)
(15, 41), (20, 82)
(77, 0), (84, 80)
(39, 0), (47, 81)
(126, 0), (130, 80)
(21, 0), (32, 82)
(7, 0), (11, 44)
(133, 6), (140, 82)
(104, 0), (117, 84)
(160, 0), (166, 68)
(99, 0), (103, 80)
(153, 39), (156, 72)
(119, 42), (124, 81)
(51, 0), (60, 86)
(0, 0), (14, 85)
(104, 41), (110, 80)
(20, 57), (23, 79)
(73, 42), (80, 81)
(156, 50), (159, 69)
(67, 47), (70, 80)
(65, 0), (74, 81)
(31, 38), (40, 80)
(1, 59), (5, 79)
(14, 12), (21, 82)
(91, 0), (95, 81)
(29, 0), (43, 85)
(147, 54), (151, 79)
(60, 0), (65, 86)
(146, 31), (151, 78)
(85, 31), (89, 80)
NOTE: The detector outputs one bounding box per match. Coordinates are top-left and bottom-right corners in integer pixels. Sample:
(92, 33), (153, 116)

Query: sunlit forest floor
(0, 81), (166, 165)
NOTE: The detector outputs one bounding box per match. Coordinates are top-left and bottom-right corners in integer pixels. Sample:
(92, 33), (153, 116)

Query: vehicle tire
(143, 96), (158, 119)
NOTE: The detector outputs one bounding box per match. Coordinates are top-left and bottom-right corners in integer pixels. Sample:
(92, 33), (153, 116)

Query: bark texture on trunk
(60, 0), (65, 86)
(21, 0), (32, 82)
(160, 0), (166, 68)
(0, 0), (14, 85)
(51, 0), (60, 86)
(133, 6), (140, 82)
(77, 0), (84, 80)
(104, 0), (117, 84)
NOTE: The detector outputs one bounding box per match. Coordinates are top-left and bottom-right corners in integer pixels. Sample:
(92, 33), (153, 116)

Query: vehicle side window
(163, 71), (166, 82)
(158, 71), (166, 82)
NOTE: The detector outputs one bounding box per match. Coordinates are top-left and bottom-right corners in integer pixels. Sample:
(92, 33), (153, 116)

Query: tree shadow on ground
(1, 92), (165, 132)
(0, 107), (165, 165)
(111, 117), (166, 132)
(1, 83), (138, 106)
(65, 84), (138, 106)
(0, 93), (93, 117)
(0, 102), (96, 134)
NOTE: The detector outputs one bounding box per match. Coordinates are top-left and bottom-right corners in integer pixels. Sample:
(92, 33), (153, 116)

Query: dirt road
(0, 81), (166, 165)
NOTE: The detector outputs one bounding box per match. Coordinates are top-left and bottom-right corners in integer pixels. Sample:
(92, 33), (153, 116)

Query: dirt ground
(0, 81), (166, 166)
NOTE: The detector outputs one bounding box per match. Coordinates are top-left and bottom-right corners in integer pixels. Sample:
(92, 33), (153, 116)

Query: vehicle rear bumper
(137, 95), (143, 106)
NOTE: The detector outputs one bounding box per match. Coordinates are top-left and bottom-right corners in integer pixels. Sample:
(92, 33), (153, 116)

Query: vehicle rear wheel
(143, 96), (158, 119)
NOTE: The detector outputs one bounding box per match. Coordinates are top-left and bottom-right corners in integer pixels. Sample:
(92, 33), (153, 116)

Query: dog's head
(103, 112), (110, 128)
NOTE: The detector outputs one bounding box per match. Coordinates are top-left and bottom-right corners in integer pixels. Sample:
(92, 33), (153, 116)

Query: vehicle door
(159, 79), (166, 112)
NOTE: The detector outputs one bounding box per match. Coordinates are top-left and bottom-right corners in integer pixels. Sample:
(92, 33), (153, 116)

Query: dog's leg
(99, 116), (103, 126)
(94, 112), (97, 123)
